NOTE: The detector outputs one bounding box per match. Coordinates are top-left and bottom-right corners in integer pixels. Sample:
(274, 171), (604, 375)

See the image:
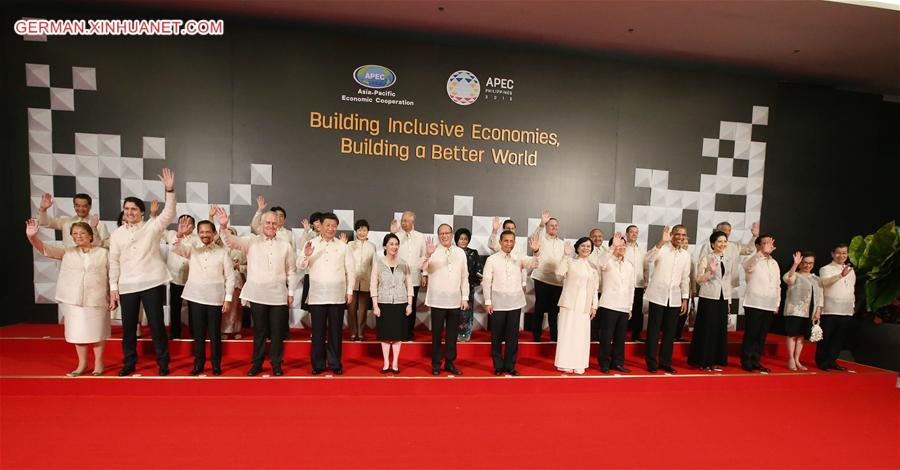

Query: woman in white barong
(554, 237), (599, 374)
(25, 219), (111, 376)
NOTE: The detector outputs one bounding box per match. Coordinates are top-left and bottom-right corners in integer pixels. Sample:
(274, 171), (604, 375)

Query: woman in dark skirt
(688, 231), (732, 371)
(781, 251), (823, 371)
(370, 233), (414, 374)
(454, 228), (482, 341)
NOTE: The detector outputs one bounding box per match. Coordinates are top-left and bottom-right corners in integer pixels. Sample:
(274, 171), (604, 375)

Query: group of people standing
(25, 173), (857, 377)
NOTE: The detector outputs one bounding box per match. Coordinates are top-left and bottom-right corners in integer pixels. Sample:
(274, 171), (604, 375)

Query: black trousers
(816, 314), (852, 369)
(490, 309), (521, 371)
(250, 302), (288, 367)
(120, 284), (169, 369)
(169, 283), (185, 338)
(300, 274), (311, 310)
(189, 301), (222, 369)
(532, 280), (562, 341)
(598, 307), (628, 370)
(741, 307), (774, 369)
(405, 286), (420, 340)
(430, 307), (460, 368)
(646, 302), (681, 370)
(628, 288), (645, 340)
(309, 304), (344, 371)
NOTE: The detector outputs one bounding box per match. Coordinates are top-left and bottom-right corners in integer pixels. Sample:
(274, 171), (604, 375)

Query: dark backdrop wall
(4, 6), (898, 325)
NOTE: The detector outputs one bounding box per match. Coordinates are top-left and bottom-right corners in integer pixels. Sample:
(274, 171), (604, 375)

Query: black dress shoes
(332, 369), (343, 375)
(494, 369), (503, 376)
(117, 366), (135, 377)
(612, 365), (631, 373)
(311, 369), (323, 375)
(757, 366), (771, 373)
(158, 366), (170, 376)
(189, 367), (203, 376)
(742, 365), (755, 372)
(212, 367), (222, 376)
(507, 369), (520, 376)
(432, 368), (441, 376)
(833, 365), (848, 371)
(647, 367), (658, 373)
(445, 366), (463, 375)
(247, 366), (262, 376)
(600, 367), (610, 374)
(273, 366), (284, 376)
(660, 366), (676, 374)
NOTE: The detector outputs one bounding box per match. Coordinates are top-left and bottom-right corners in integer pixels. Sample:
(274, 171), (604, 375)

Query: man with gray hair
(390, 211), (426, 340)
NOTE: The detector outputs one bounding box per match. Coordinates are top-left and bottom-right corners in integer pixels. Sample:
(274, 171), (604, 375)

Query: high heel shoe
(91, 369), (104, 376)
(66, 370), (83, 377)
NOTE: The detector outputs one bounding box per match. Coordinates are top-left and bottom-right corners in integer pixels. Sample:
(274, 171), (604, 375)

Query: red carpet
(1, 324), (897, 469)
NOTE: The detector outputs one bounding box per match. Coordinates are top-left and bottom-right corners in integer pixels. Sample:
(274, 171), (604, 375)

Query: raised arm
(25, 219), (65, 260)
(696, 255), (719, 285)
(555, 243), (574, 278)
(250, 195), (266, 235)
(738, 222), (760, 256)
(488, 217), (501, 253)
(152, 168), (177, 230)
(420, 237), (436, 272)
(36, 193), (64, 230)
(216, 207), (251, 253)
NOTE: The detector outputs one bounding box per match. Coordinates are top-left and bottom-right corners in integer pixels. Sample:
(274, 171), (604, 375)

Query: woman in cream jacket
(26, 219), (111, 376)
(553, 237), (599, 374)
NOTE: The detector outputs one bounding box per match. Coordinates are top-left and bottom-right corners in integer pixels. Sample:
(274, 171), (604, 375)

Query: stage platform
(1, 324), (897, 469)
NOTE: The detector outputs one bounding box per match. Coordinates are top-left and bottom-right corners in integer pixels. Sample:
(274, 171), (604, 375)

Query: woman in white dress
(554, 237), (599, 374)
(26, 219), (111, 376)
(221, 226), (247, 339)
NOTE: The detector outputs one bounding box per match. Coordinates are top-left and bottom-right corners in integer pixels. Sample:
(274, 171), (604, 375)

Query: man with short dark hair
(163, 214), (195, 339)
(817, 243), (855, 371)
(644, 224), (691, 374)
(423, 223), (469, 375)
(623, 225), (649, 342)
(482, 230), (540, 375)
(109, 168), (177, 376)
(741, 234), (781, 373)
(299, 212), (356, 375)
(37, 192), (109, 247)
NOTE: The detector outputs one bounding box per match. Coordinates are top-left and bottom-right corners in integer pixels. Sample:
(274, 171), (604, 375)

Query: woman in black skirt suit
(370, 233), (414, 374)
(781, 251), (823, 371)
(688, 231), (732, 371)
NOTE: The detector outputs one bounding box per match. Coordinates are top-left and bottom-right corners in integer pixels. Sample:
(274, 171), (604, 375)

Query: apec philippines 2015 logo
(447, 70), (480, 106)
(353, 65), (397, 89)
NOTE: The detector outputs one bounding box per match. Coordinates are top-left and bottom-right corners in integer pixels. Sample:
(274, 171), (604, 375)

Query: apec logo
(447, 70), (480, 106)
(353, 65), (397, 89)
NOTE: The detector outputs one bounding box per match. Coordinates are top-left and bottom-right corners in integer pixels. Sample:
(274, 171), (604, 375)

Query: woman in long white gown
(26, 219), (111, 376)
(554, 237), (599, 374)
